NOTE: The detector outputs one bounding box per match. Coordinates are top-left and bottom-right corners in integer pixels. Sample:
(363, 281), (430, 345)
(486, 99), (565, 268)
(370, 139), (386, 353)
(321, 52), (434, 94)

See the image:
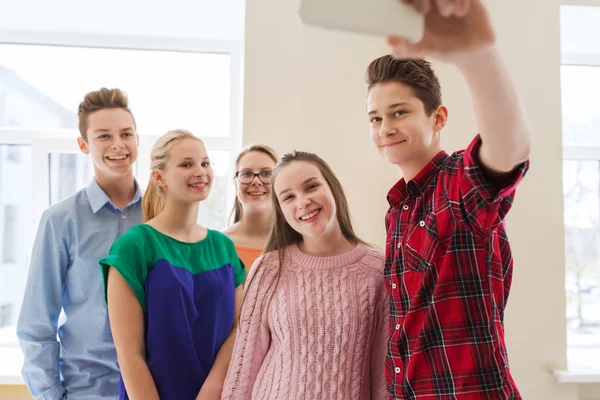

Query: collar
(387, 150), (449, 206)
(86, 178), (143, 213)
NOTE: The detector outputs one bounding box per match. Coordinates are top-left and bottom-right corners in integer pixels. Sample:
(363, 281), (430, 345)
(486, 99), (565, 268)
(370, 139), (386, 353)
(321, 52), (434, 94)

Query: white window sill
(553, 348), (600, 383)
(0, 346), (24, 385)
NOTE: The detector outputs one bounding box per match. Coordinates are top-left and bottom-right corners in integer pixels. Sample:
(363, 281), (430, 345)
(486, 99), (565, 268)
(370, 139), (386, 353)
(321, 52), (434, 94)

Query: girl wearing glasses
(223, 144), (279, 275)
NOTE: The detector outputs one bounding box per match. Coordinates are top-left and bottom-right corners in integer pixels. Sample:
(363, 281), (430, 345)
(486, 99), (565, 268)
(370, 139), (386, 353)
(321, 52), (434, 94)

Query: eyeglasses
(235, 170), (273, 184)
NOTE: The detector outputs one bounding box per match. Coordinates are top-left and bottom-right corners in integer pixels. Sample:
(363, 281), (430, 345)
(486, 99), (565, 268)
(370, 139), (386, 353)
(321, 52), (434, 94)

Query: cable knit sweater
(221, 243), (389, 400)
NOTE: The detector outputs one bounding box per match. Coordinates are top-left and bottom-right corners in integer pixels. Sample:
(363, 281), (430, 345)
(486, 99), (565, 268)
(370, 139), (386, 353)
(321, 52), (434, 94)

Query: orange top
(235, 245), (264, 277)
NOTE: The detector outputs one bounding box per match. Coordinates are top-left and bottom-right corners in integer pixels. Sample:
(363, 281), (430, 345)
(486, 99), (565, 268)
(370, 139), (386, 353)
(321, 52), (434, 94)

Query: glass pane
(198, 150), (230, 231)
(49, 153), (95, 205)
(561, 66), (600, 146)
(564, 159), (600, 347)
(561, 6), (600, 55)
(0, 44), (231, 136)
(0, 144), (32, 346)
(49, 153), (142, 205)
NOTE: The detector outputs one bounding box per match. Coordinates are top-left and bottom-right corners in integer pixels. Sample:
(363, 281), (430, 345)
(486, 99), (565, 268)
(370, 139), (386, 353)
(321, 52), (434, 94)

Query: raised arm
(389, 0), (530, 173)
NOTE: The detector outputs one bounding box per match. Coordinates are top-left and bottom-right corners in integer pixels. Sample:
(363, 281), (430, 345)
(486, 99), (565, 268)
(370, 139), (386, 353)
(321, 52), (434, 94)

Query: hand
(195, 379), (223, 400)
(388, 0), (496, 63)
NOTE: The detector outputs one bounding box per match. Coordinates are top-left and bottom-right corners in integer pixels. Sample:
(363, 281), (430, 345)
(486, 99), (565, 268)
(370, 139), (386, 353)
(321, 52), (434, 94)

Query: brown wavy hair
(242, 150), (368, 314)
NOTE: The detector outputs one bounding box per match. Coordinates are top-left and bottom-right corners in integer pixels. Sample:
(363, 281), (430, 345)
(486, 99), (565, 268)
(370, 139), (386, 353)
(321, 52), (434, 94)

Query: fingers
(402, 0), (472, 17)
(387, 35), (427, 59)
(401, 0), (432, 14)
(435, 0), (455, 17)
(415, 0), (432, 14)
(454, 0), (471, 17)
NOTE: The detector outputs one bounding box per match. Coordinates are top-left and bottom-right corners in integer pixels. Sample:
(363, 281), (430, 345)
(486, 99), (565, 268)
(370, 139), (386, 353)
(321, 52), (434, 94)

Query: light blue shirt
(17, 179), (143, 400)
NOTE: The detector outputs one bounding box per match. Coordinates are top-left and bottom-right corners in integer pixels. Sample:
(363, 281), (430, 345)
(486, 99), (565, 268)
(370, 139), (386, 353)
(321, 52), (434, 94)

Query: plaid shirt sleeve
(452, 135), (529, 234)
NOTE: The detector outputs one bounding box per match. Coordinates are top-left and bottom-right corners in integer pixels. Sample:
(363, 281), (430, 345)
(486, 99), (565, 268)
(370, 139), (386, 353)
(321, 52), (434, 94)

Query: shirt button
(419, 220), (425, 227)
(395, 367), (401, 374)
(402, 204), (409, 211)
(397, 243), (401, 249)
(395, 324), (400, 330)
(121, 215), (127, 220)
(392, 283), (397, 289)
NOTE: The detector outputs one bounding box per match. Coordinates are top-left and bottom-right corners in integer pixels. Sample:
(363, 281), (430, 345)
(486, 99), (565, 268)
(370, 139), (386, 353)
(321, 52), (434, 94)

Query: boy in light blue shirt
(17, 88), (142, 400)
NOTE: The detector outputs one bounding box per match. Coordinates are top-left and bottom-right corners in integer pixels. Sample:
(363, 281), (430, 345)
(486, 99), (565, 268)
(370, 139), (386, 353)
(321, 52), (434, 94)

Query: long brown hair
(242, 150), (368, 314)
(229, 144), (278, 224)
(142, 129), (204, 222)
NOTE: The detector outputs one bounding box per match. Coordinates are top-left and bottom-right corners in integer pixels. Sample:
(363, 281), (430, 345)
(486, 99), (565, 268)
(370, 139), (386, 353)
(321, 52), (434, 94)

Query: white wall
(243, 0), (597, 398)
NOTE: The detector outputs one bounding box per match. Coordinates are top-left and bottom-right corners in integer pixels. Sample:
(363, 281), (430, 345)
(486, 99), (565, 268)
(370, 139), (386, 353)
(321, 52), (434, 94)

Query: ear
(135, 133), (140, 147)
(432, 105), (449, 133)
(152, 169), (166, 189)
(77, 137), (89, 155)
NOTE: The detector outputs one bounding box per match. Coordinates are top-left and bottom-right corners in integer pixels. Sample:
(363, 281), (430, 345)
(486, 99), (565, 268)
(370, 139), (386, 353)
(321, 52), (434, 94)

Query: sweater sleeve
(221, 256), (273, 400)
(371, 273), (390, 400)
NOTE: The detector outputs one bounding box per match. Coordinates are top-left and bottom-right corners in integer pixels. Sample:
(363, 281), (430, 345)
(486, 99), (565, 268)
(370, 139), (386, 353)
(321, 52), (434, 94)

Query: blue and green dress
(99, 224), (246, 400)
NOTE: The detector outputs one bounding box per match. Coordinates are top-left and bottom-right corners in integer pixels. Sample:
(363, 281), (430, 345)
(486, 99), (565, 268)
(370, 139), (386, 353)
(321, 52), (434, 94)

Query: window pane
(564, 159), (600, 347)
(0, 44), (231, 136)
(2, 205), (18, 263)
(198, 150), (230, 231)
(561, 6), (600, 55)
(49, 153), (96, 204)
(0, 144), (32, 346)
(561, 66), (600, 146)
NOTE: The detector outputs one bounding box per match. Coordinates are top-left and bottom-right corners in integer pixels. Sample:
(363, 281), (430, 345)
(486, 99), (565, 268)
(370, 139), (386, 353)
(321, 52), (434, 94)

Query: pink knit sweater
(221, 243), (389, 400)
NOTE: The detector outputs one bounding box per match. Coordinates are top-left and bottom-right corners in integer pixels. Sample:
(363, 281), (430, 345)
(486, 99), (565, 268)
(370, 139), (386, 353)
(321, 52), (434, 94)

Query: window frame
(562, 52), (600, 350)
(1, 205), (18, 264)
(0, 31), (242, 227)
(0, 32), (243, 378)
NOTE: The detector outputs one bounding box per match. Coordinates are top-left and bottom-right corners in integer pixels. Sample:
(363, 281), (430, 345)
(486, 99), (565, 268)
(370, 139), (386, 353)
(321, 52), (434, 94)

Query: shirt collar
(85, 178), (143, 214)
(387, 150), (449, 206)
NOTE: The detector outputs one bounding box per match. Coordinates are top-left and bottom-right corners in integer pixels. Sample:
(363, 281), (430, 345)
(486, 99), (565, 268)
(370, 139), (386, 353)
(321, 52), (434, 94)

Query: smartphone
(298, 0), (424, 43)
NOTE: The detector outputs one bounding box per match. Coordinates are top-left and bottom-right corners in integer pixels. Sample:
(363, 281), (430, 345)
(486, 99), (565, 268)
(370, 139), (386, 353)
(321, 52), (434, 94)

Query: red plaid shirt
(384, 136), (529, 399)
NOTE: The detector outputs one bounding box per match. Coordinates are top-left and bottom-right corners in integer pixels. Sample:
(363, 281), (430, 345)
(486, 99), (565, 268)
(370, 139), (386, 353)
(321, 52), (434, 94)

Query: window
(561, 6), (600, 350)
(0, 144), (31, 347)
(0, 304), (12, 328)
(6, 144), (21, 163)
(0, 44), (233, 136)
(200, 150), (231, 230)
(0, 92), (5, 124)
(2, 205), (18, 263)
(562, 72), (600, 342)
(0, 37), (241, 352)
(50, 153), (94, 205)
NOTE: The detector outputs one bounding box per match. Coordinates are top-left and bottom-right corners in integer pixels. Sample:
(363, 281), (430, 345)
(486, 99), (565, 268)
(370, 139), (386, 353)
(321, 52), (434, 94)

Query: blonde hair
(229, 144), (278, 224)
(142, 129), (204, 222)
(77, 88), (136, 140)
